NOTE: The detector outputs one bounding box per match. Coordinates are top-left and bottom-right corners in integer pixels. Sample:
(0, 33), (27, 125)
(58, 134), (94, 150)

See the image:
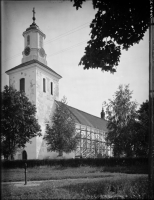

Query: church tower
(22, 8), (47, 65)
(6, 8), (62, 159)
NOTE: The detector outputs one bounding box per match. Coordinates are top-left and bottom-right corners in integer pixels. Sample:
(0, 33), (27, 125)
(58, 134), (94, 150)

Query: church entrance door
(22, 150), (27, 160)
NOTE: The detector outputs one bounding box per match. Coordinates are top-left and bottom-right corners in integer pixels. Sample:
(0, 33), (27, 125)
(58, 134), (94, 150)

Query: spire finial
(32, 7), (36, 24)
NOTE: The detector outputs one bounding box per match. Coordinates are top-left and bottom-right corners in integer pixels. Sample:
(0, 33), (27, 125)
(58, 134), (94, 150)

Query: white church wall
(23, 31), (38, 49)
(63, 151), (75, 159)
(24, 137), (37, 159)
(9, 65), (38, 159)
(35, 66), (60, 159)
(30, 31), (38, 49)
(14, 137), (37, 160)
(8, 63), (65, 160)
(9, 65), (37, 105)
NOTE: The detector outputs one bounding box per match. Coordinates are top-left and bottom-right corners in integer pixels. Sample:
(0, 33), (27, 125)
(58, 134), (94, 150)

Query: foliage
(44, 97), (79, 156)
(2, 157), (148, 170)
(133, 100), (149, 157)
(104, 84), (138, 157)
(104, 93), (149, 157)
(1, 85), (41, 159)
(71, 0), (150, 72)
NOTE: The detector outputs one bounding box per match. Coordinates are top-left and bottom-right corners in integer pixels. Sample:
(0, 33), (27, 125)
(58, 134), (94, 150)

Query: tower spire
(32, 7), (36, 24)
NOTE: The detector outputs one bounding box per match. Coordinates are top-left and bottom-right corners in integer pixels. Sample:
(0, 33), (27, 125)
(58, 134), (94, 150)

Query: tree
(44, 97), (79, 156)
(104, 84), (138, 157)
(133, 100), (149, 157)
(71, 0), (150, 72)
(72, 0), (153, 196)
(1, 85), (41, 159)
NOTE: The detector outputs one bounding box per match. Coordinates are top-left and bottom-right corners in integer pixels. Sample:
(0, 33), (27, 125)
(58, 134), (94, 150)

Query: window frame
(51, 82), (53, 95)
(27, 35), (30, 45)
(43, 78), (46, 92)
(20, 78), (25, 92)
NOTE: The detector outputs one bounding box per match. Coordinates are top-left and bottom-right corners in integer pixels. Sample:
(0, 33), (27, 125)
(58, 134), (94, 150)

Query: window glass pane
(51, 82), (53, 95)
(20, 78), (25, 92)
(43, 78), (46, 92)
(27, 35), (30, 45)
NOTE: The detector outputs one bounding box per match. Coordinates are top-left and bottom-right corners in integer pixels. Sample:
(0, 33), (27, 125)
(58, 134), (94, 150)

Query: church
(6, 9), (112, 160)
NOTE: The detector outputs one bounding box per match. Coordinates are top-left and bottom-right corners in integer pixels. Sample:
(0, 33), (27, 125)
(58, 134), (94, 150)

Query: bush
(1, 157), (148, 169)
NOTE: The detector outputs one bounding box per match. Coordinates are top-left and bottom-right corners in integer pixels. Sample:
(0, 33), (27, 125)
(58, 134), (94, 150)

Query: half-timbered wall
(75, 123), (113, 158)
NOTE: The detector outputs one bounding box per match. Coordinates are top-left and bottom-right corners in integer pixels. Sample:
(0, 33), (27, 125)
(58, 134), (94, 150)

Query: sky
(1, 0), (149, 118)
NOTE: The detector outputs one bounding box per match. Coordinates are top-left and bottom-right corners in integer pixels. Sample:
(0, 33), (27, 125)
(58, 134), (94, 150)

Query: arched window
(51, 82), (53, 95)
(27, 35), (30, 45)
(20, 78), (25, 92)
(43, 78), (46, 92)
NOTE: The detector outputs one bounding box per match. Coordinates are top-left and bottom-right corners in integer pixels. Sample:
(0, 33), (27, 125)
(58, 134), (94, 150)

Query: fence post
(24, 163), (27, 185)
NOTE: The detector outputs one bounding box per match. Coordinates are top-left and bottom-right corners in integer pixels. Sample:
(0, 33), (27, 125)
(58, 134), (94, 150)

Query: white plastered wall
(9, 64), (37, 159)
(35, 65), (60, 159)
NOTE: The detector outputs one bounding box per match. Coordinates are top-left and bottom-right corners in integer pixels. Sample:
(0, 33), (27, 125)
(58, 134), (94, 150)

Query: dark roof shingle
(55, 101), (108, 131)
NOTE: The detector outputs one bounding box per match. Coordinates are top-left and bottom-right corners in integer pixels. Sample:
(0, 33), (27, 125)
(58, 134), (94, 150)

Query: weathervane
(32, 7), (36, 24)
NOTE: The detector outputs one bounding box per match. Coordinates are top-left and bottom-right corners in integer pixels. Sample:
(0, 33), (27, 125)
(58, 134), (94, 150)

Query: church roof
(23, 8), (46, 38)
(23, 23), (46, 38)
(5, 59), (62, 79)
(55, 101), (108, 131)
(26, 22), (39, 32)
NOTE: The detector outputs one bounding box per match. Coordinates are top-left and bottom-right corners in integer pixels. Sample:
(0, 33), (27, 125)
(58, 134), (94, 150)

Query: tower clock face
(24, 46), (30, 56)
(39, 48), (45, 57)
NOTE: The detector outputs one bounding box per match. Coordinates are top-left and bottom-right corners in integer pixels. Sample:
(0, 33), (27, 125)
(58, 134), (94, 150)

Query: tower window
(43, 78), (46, 92)
(39, 35), (43, 48)
(51, 82), (53, 95)
(20, 78), (25, 92)
(27, 35), (30, 45)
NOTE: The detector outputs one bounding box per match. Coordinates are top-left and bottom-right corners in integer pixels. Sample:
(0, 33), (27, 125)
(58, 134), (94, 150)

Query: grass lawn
(1, 165), (148, 182)
(2, 166), (114, 182)
(1, 166), (149, 199)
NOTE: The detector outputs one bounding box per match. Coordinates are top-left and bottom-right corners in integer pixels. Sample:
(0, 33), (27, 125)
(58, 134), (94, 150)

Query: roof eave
(5, 60), (62, 79)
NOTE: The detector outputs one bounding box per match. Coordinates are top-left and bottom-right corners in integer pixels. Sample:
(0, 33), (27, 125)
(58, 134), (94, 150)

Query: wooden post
(24, 163), (27, 185)
(80, 124), (82, 158)
(149, 14), (154, 198)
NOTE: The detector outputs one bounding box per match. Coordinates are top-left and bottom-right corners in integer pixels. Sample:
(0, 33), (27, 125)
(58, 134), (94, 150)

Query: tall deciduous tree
(104, 84), (138, 157)
(71, 0), (150, 72)
(1, 85), (41, 159)
(133, 100), (149, 157)
(44, 97), (78, 156)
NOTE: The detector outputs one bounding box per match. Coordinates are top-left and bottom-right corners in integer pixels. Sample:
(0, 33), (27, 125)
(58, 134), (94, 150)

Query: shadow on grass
(60, 176), (149, 199)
